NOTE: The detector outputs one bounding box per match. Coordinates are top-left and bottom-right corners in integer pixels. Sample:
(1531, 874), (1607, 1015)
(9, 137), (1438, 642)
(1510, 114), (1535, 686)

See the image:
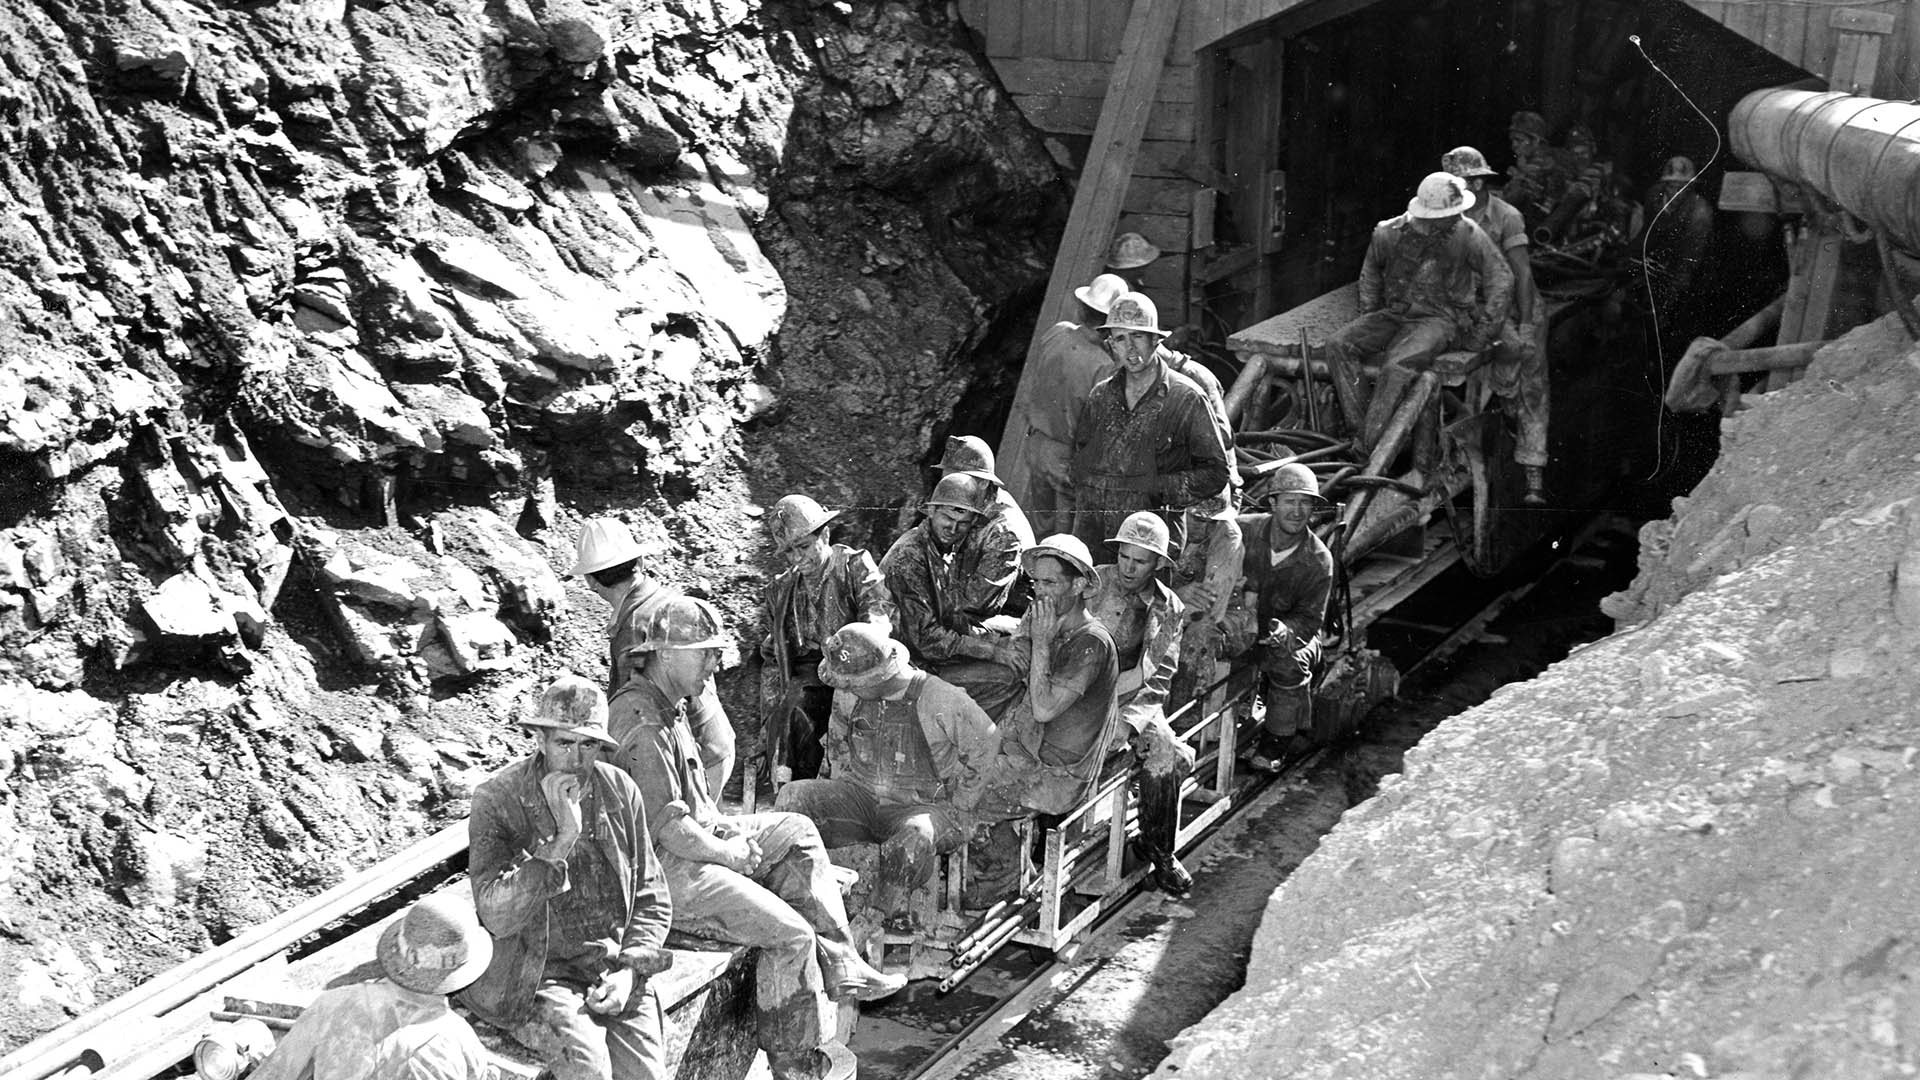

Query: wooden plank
(1762, 2), (1807, 68)
(1688, 2), (1728, 25)
(995, 57), (1196, 101)
(1784, 227), (1844, 386)
(1832, 31), (1867, 90)
(1197, 0), (1228, 50)
(1011, 92), (1195, 141)
(1831, 7), (1897, 34)
(985, 0), (1022, 55)
(997, 0), (1184, 504)
(957, 0), (990, 35)
(1055, 0), (1092, 60)
(1723, 0), (1765, 45)
(1019, 0), (1053, 55)
(1168, 0), (1196, 66)
(1805, 4), (1836, 80)
(1123, 175), (1198, 216)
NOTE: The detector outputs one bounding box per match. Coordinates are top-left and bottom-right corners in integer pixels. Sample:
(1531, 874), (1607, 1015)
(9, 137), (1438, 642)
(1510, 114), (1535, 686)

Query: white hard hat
(1106, 511), (1173, 564)
(1098, 292), (1170, 337)
(1072, 273), (1130, 314)
(1106, 232), (1161, 270)
(1407, 172), (1475, 219)
(570, 517), (645, 577)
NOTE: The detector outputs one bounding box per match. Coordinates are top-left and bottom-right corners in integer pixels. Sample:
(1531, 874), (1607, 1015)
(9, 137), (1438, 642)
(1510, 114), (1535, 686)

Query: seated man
(464, 675), (675, 1080)
(880, 471), (1017, 701)
(761, 493), (894, 786)
(252, 893), (492, 1080)
(937, 435), (1036, 622)
(968, 535), (1120, 902)
(1239, 464), (1335, 771)
(1168, 489), (1245, 714)
(573, 516), (734, 797)
(610, 598), (901, 1080)
(776, 622), (998, 933)
(1087, 512), (1197, 894)
(1324, 172), (1513, 455)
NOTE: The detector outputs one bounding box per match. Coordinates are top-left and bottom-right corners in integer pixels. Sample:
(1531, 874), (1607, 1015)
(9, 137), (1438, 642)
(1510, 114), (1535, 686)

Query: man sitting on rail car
(610, 598), (904, 1080)
(967, 534), (1121, 903)
(1443, 145), (1549, 506)
(1068, 292), (1232, 562)
(1239, 464), (1336, 772)
(1168, 489), (1246, 714)
(573, 516), (735, 797)
(761, 493), (895, 787)
(464, 675), (675, 1080)
(1324, 172), (1513, 459)
(776, 621), (999, 934)
(880, 471), (1022, 705)
(937, 435), (1036, 622)
(1086, 511), (1197, 894)
(250, 892), (492, 1080)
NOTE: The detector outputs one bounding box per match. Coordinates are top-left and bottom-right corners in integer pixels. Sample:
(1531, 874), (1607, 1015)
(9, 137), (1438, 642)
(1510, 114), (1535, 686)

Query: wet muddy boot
(819, 931), (907, 1003)
(1134, 772), (1193, 895)
(1523, 465), (1547, 506)
(768, 1045), (857, 1080)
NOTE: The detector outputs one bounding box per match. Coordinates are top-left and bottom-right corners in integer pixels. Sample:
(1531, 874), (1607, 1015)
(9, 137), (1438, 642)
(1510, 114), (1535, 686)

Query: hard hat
(1098, 292), (1170, 337)
(637, 595), (730, 652)
(1659, 155), (1697, 183)
(1256, 462), (1328, 504)
(769, 494), (838, 549)
(1106, 511), (1173, 564)
(1441, 146), (1498, 179)
(925, 472), (993, 517)
(377, 892), (494, 995)
(1564, 123), (1596, 148)
(1509, 110), (1551, 139)
(570, 517), (645, 577)
(1188, 487), (1239, 521)
(1072, 273), (1130, 314)
(521, 673), (617, 746)
(1020, 534), (1096, 579)
(192, 1018), (276, 1080)
(1407, 172), (1475, 219)
(1105, 232), (1161, 270)
(939, 435), (1000, 483)
(818, 622), (910, 691)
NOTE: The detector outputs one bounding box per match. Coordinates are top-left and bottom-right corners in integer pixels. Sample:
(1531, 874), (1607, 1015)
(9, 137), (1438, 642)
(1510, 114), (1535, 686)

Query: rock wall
(0, 0), (1061, 1046)
(1158, 315), (1920, 1078)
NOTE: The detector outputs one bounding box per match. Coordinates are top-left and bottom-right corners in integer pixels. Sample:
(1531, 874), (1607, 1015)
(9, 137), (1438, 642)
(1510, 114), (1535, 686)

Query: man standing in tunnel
(1444, 145), (1549, 505)
(1068, 292), (1231, 559)
(1239, 465), (1335, 771)
(1017, 273), (1131, 535)
(1323, 172), (1512, 459)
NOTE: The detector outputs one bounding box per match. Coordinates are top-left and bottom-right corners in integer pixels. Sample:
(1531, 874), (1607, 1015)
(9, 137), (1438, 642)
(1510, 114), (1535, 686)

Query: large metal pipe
(1731, 87), (1920, 253)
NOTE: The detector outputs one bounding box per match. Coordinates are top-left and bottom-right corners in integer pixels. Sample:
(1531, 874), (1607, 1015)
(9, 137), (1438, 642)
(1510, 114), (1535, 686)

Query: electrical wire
(1630, 32), (1724, 482)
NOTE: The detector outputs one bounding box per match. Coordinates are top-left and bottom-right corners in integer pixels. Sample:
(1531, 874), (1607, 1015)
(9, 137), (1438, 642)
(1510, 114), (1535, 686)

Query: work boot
(768, 1045), (857, 1080)
(819, 936), (907, 1003)
(1523, 465), (1547, 506)
(1129, 838), (1193, 895)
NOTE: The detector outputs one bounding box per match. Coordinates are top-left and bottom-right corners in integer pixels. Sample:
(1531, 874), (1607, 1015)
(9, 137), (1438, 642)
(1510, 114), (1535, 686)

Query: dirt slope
(1156, 313), (1920, 1079)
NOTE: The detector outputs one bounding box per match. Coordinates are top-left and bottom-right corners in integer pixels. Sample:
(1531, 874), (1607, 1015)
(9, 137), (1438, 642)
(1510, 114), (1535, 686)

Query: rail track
(0, 511), (1624, 1080)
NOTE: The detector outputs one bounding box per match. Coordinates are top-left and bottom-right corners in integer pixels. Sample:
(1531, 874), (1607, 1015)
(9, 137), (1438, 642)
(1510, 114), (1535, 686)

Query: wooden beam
(995, 0), (1183, 503)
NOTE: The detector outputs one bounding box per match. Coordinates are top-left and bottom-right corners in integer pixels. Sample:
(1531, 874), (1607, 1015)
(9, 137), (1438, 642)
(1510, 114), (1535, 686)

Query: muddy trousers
(512, 981), (667, 1080)
(1487, 322), (1549, 468)
(763, 672), (833, 783)
(1257, 637), (1322, 740)
(661, 812), (859, 1067)
(1324, 311), (1458, 451)
(775, 779), (967, 915)
(1134, 740), (1195, 860)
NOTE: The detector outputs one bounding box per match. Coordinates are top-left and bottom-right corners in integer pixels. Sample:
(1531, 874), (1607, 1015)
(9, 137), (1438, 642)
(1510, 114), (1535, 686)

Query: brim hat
(938, 435), (1001, 485)
(635, 595), (731, 653)
(819, 624), (912, 691)
(570, 517), (646, 577)
(520, 674), (618, 747)
(1098, 292), (1171, 338)
(377, 893), (494, 995)
(1254, 462), (1329, 504)
(1408, 172), (1476, 219)
(1105, 232), (1160, 270)
(1072, 273), (1130, 315)
(1106, 511), (1174, 564)
(770, 494), (839, 549)
(1020, 534), (1096, 579)
(1441, 145), (1499, 179)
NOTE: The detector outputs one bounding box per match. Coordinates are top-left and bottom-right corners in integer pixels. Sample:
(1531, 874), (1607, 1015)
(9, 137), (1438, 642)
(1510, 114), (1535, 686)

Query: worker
(1324, 172), (1513, 458)
(968, 534), (1120, 902)
(572, 517), (735, 798)
(1636, 155), (1716, 320)
(1443, 145), (1549, 505)
(611, 598), (904, 1080)
(775, 622), (998, 933)
(1019, 273), (1131, 535)
(1087, 511), (1195, 894)
(1167, 488), (1245, 713)
(464, 675), (674, 1080)
(935, 435), (1035, 622)
(1239, 465), (1335, 772)
(1068, 292), (1231, 561)
(251, 892), (492, 1080)
(1104, 230), (1161, 292)
(1504, 110), (1565, 226)
(760, 493), (894, 787)
(879, 471), (1011, 681)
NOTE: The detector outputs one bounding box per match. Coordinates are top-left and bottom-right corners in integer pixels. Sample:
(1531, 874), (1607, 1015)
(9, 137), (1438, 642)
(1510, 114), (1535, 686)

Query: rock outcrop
(1158, 316), (1920, 1078)
(0, 0), (1060, 1045)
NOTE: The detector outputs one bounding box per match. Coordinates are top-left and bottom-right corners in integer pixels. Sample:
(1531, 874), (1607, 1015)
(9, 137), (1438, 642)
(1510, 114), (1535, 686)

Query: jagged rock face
(1157, 318), (1920, 1079)
(0, 0), (1059, 1044)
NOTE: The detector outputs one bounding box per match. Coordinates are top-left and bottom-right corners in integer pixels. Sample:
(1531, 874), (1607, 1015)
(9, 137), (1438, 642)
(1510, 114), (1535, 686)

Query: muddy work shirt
(1069, 361), (1231, 513)
(1357, 214), (1513, 339)
(1001, 619), (1119, 768)
(251, 979), (490, 1080)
